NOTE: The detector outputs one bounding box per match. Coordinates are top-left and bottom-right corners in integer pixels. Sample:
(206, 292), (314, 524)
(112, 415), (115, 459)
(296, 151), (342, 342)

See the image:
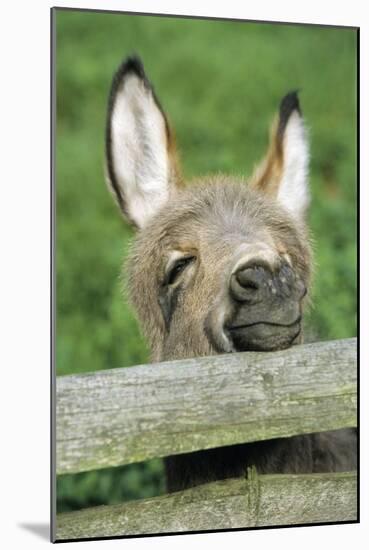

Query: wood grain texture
(56, 338), (357, 475)
(56, 470), (357, 539)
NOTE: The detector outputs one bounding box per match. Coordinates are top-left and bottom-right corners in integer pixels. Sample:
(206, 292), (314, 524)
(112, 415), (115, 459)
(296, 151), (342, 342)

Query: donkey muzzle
(226, 261), (305, 351)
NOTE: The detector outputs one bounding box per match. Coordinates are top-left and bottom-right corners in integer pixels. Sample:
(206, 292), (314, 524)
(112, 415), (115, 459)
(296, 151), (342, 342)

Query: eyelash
(166, 256), (195, 286)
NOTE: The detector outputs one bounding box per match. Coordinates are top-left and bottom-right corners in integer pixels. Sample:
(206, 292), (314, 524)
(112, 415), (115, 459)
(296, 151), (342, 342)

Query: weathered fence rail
(56, 470), (357, 539)
(56, 338), (357, 475)
(55, 338), (357, 540)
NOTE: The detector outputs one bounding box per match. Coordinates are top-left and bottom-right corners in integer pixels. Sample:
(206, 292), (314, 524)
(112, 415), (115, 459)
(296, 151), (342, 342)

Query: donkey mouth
(226, 316), (301, 352)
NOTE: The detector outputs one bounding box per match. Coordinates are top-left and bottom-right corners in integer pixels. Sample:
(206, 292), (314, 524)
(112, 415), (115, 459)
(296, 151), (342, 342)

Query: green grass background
(55, 9), (357, 512)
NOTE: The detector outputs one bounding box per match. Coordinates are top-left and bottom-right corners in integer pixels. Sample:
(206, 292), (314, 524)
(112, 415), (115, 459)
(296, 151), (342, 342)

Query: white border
(1, 1), (366, 548)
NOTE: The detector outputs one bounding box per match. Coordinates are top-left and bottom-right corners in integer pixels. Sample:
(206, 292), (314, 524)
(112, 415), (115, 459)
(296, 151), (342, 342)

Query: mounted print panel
(51, 7), (358, 542)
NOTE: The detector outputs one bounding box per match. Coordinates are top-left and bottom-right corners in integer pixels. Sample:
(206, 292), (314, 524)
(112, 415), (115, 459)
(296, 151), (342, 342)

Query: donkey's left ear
(249, 91), (310, 220)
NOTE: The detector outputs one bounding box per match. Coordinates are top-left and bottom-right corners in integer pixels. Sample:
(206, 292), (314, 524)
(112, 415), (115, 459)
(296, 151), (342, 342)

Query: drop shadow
(18, 523), (50, 541)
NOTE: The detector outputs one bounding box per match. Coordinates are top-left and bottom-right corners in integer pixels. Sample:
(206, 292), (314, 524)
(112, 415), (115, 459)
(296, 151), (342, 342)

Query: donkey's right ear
(105, 56), (182, 229)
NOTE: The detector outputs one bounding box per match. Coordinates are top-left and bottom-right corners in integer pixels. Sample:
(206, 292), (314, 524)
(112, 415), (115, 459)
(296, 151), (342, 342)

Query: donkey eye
(166, 256), (195, 286)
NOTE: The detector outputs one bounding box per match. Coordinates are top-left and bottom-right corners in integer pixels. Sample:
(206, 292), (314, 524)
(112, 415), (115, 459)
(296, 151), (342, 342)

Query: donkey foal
(105, 56), (356, 492)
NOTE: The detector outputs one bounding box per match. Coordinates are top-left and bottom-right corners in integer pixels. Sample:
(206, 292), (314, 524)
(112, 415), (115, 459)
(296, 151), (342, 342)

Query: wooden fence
(55, 338), (357, 540)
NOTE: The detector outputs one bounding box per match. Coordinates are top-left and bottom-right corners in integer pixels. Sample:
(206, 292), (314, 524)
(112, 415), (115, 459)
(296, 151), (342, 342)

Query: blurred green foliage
(55, 9), (357, 513)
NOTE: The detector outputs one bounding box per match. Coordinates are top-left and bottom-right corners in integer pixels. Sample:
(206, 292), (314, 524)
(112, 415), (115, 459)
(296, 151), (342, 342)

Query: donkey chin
(225, 318), (302, 353)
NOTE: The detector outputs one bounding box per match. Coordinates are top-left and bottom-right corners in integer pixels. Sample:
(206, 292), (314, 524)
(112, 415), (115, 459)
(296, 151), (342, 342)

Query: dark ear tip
(113, 54), (149, 87)
(277, 90), (302, 137)
(279, 90), (302, 119)
(120, 54), (145, 77)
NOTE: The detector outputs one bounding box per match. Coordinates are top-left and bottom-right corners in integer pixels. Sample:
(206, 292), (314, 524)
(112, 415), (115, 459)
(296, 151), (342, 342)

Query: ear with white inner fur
(105, 56), (181, 229)
(249, 91), (310, 220)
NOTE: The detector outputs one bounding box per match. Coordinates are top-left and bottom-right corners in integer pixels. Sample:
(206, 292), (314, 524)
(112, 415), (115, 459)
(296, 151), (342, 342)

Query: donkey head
(106, 56), (312, 362)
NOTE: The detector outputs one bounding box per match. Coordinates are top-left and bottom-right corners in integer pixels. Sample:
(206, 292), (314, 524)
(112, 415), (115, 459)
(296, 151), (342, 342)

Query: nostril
(230, 266), (266, 303)
(236, 268), (260, 291)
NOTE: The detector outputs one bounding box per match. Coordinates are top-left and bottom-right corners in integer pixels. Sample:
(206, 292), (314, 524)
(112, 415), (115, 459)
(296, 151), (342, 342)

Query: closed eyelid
(164, 255), (196, 286)
(166, 254), (194, 272)
(164, 249), (197, 274)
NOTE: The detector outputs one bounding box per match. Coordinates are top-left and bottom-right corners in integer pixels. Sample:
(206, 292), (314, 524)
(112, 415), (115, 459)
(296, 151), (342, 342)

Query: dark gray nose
(230, 262), (305, 304)
(230, 264), (272, 304)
